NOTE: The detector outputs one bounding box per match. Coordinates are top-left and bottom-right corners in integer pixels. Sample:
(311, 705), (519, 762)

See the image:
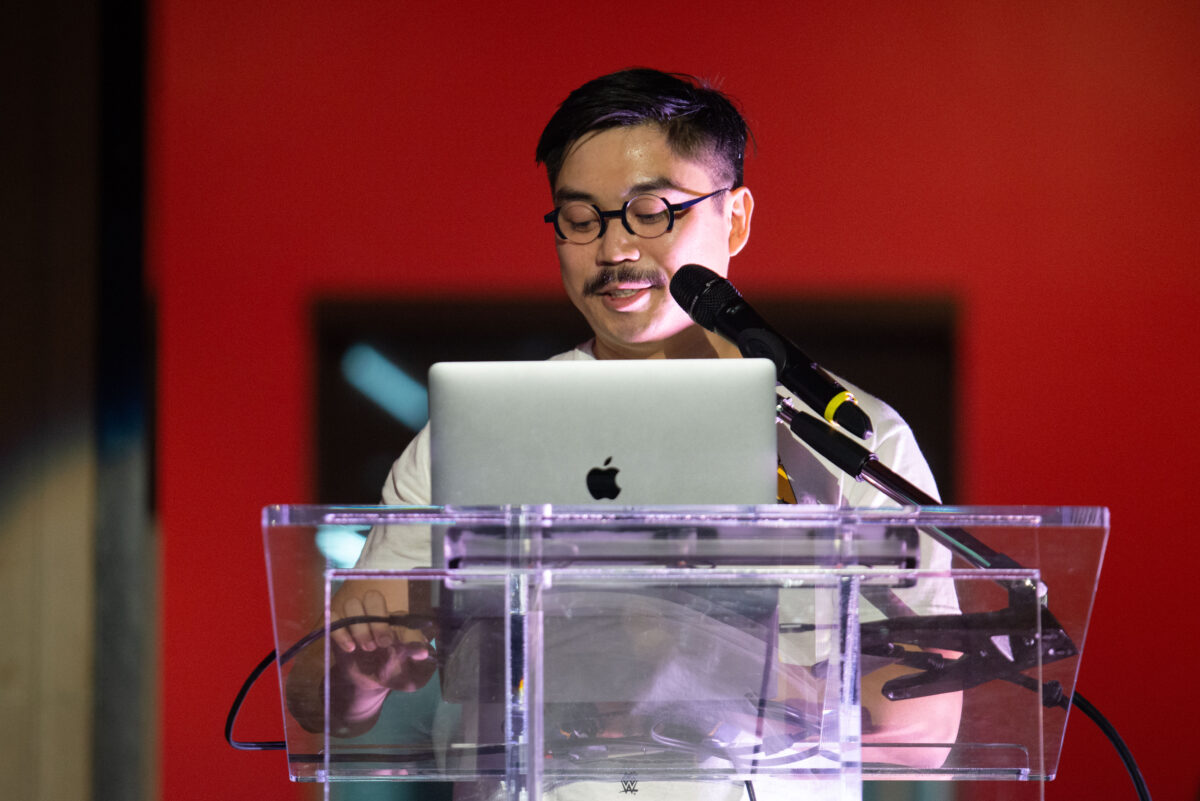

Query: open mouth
(601, 285), (653, 298)
(594, 284), (656, 309)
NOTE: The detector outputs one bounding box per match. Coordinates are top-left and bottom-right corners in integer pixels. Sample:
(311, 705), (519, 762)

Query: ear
(726, 186), (754, 257)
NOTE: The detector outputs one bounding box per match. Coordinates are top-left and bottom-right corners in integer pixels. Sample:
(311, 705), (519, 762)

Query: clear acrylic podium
(262, 505), (1107, 801)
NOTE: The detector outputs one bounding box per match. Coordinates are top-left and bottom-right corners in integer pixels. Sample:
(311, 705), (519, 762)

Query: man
(287, 68), (961, 797)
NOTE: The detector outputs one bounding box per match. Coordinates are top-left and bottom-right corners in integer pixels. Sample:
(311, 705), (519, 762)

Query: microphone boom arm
(775, 395), (1080, 701)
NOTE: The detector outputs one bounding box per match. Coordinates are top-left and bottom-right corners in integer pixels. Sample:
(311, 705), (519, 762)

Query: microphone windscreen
(669, 265), (741, 330)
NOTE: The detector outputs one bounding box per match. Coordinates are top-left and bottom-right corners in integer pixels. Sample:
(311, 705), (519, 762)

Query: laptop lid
(429, 358), (778, 506)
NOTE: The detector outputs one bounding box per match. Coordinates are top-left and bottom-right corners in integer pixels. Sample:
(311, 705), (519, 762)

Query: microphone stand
(775, 396), (1079, 703)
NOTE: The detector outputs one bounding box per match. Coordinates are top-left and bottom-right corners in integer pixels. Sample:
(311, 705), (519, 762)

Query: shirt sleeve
(821, 382), (958, 617)
(356, 426), (433, 569)
(843, 414), (941, 508)
(381, 424), (432, 506)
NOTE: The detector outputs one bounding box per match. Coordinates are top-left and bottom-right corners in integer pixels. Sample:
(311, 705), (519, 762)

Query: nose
(595, 218), (641, 265)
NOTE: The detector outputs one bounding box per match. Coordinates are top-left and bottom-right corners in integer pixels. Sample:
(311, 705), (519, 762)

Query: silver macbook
(429, 358), (778, 506)
(428, 359), (782, 711)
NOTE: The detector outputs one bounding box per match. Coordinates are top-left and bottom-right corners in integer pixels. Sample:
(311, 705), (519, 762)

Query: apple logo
(586, 456), (621, 500)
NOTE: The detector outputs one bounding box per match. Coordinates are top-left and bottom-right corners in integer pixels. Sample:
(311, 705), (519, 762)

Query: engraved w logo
(619, 771), (639, 794)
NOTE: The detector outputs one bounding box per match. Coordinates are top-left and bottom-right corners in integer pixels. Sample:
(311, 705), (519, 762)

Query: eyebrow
(553, 177), (686, 206)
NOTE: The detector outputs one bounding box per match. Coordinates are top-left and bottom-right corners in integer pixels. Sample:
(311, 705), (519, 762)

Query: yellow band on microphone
(823, 391), (857, 423)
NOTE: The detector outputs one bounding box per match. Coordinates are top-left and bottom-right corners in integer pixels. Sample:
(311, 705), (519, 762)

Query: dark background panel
(314, 298), (956, 505)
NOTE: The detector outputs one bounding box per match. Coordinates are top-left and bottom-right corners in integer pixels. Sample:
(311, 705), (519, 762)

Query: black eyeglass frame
(543, 188), (729, 243)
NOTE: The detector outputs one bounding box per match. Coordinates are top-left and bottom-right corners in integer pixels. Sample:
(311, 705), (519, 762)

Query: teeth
(608, 288), (643, 298)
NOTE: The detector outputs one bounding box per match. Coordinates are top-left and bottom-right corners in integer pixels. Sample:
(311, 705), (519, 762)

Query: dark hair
(535, 68), (750, 191)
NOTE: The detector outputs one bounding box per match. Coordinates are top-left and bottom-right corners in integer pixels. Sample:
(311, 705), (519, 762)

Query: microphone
(670, 264), (874, 439)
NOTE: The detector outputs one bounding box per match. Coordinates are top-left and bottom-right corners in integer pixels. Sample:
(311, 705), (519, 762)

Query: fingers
(329, 613), (356, 653)
(382, 639), (438, 693)
(336, 589), (395, 652)
(335, 592), (436, 694)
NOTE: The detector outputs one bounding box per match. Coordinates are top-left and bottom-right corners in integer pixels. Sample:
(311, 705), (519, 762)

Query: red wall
(150, 2), (1200, 799)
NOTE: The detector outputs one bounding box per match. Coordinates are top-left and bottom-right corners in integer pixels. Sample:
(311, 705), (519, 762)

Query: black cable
(997, 675), (1149, 799)
(225, 614), (434, 751)
(226, 648), (287, 750)
(1071, 691), (1152, 801)
(749, 607), (779, 776)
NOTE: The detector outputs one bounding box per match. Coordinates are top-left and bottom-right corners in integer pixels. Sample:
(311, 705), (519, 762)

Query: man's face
(551, 123), (752, 360)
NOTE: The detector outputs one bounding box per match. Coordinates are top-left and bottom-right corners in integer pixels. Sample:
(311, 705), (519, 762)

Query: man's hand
(331, 587), (437, 695)
(286, 579), (436, 737)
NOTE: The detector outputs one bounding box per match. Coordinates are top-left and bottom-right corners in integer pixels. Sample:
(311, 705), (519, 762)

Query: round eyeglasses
(543, 189), (728, 244)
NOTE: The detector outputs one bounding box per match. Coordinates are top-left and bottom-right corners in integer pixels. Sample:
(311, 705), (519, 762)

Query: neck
(592, 326), (742, 360)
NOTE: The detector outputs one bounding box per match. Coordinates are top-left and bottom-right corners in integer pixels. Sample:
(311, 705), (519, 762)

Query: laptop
(426, 359), (783, 713)
(428, 358), (778, 506)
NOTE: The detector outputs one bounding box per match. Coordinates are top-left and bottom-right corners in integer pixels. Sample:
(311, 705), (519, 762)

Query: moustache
(582, 266), (669, 296)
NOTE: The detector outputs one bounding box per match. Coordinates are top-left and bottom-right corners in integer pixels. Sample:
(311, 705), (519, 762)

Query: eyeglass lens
(556, 194), (673, 244)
